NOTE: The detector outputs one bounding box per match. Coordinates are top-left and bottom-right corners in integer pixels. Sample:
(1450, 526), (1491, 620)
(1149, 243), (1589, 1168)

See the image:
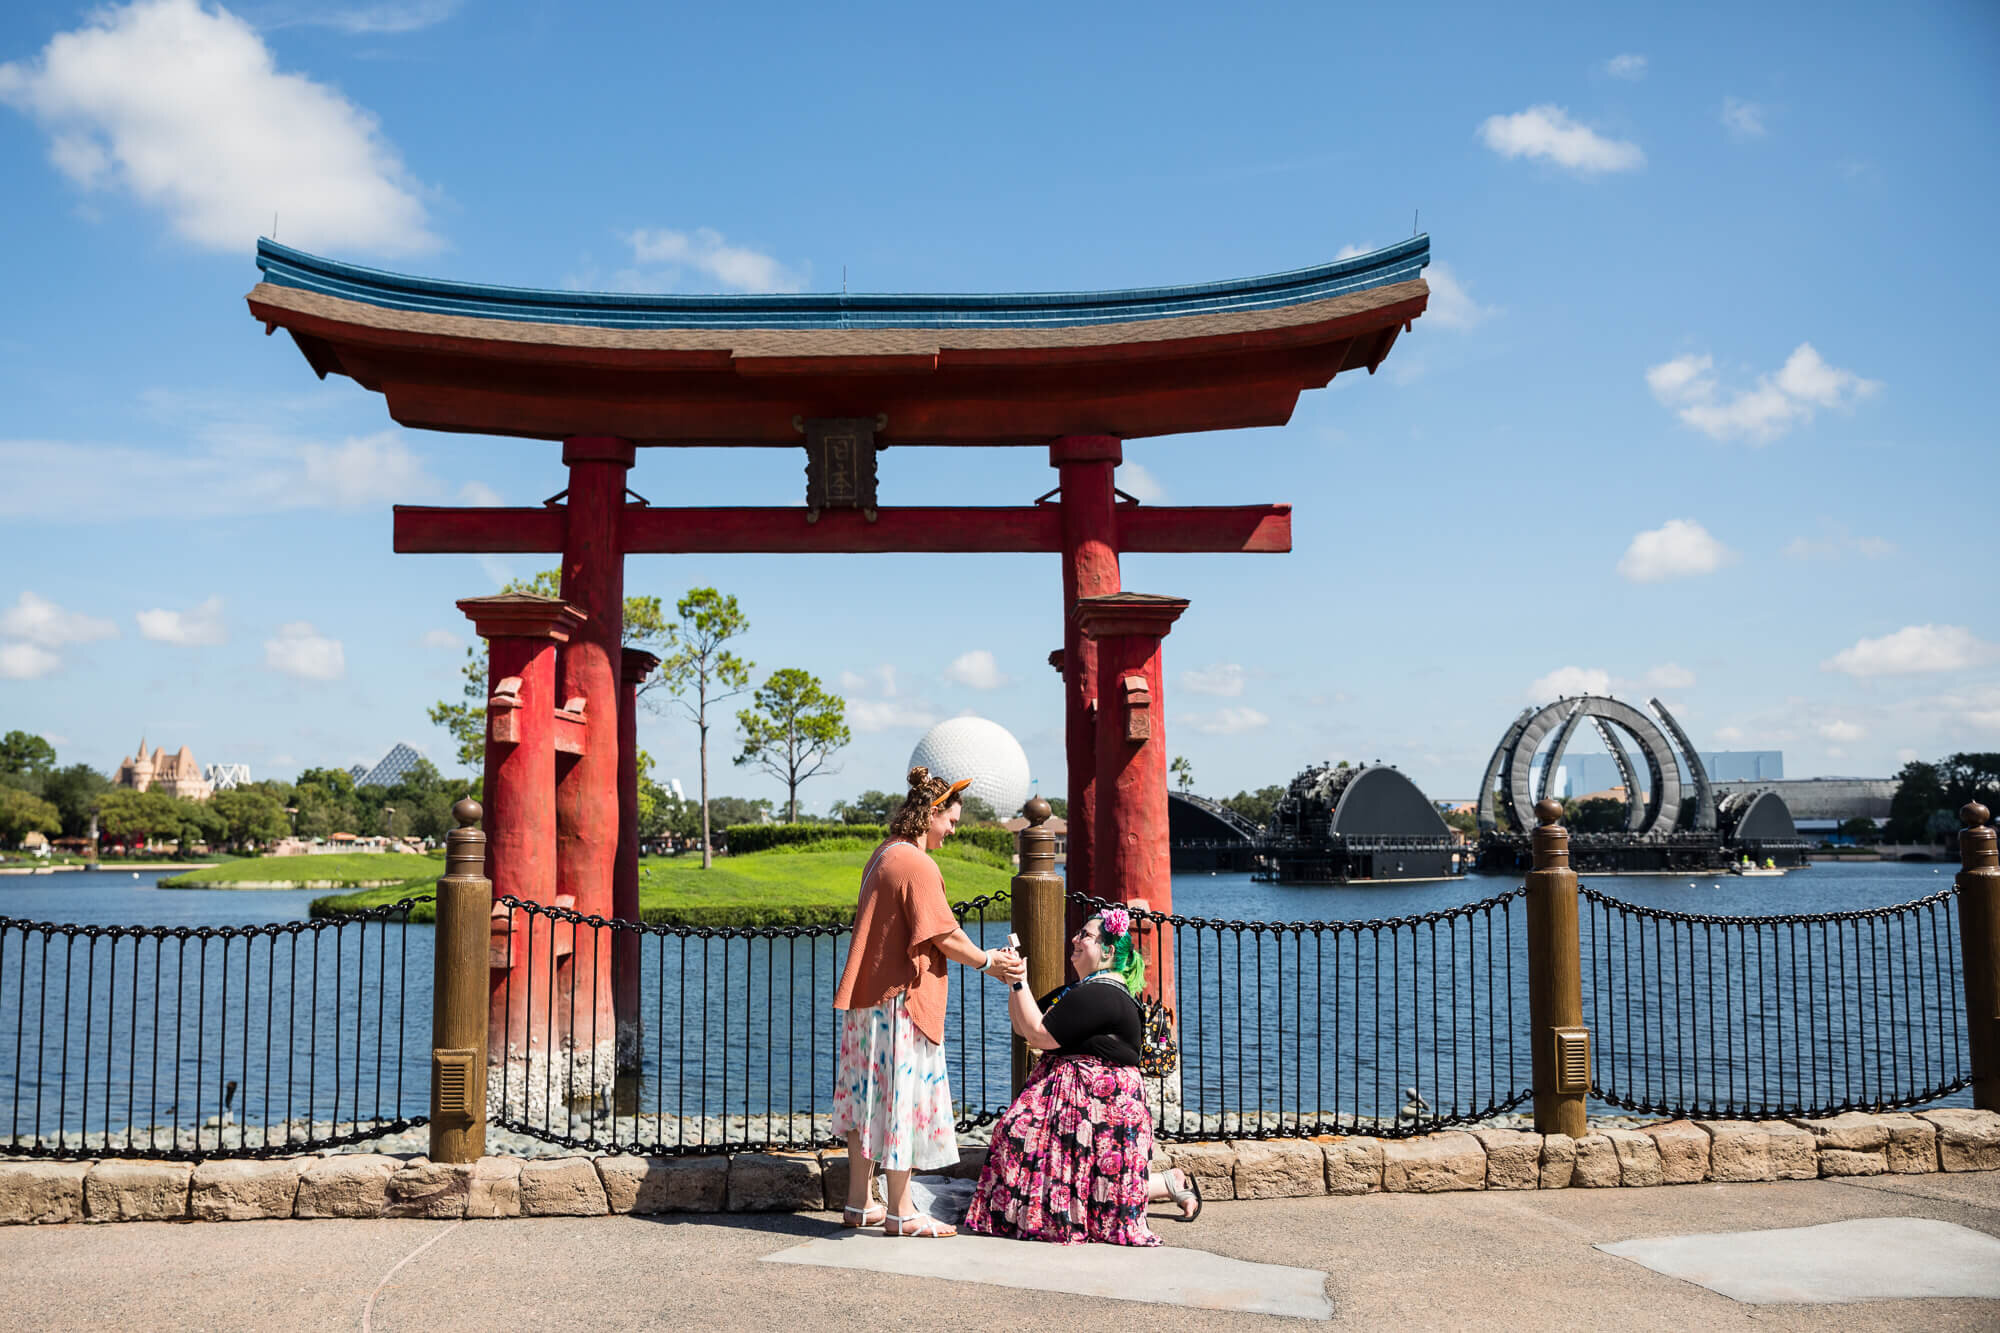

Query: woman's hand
(991, 949), (1027, 986)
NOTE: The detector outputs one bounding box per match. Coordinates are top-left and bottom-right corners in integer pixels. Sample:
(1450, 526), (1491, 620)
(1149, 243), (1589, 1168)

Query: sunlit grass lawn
(161, 851), (442, 888)
(310, 837), (1012, 926)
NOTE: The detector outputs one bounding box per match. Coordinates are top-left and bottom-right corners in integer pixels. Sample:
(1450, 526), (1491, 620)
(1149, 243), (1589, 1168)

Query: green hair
(1089, 915), (1147, 996)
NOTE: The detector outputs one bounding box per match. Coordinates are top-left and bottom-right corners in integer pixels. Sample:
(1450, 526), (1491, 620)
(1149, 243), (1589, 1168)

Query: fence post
(1526, 798), (1588, 1137)
(1959, 802), (1999, 1111)
(1012, 796), (1066, 1094)
(431, 798), (490, 1163)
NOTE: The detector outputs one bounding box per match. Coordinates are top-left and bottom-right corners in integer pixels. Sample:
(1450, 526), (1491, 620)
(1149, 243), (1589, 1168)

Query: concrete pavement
(1, 1171), (1996, 1331)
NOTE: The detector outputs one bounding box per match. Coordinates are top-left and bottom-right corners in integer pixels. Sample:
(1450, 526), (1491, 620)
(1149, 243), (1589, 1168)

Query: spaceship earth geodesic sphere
(908, 717), (1033, 819)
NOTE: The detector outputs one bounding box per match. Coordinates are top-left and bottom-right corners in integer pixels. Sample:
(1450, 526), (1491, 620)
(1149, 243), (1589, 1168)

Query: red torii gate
(247, 235), (1431, 1097)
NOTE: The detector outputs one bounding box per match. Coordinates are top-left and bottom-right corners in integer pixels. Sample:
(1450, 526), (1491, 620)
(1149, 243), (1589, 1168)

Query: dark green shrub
(723, 822), (887, 853)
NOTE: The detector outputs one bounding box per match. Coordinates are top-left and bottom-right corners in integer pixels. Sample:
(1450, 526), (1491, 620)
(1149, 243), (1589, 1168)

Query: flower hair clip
(1100, 907), (1131, 940)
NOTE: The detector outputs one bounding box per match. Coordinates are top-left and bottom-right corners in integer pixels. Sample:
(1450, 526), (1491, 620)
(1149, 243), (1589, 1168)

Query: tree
(40, 763), (109, 837)
(1170, 755), (1194, 794)
(0, 731), (56, 780)
(736, 668), (851, 824)
(1564, 796), (1629, 834)
(98, 789), (190, 845)
(1221, 785), (1285, 829)
(959, 794), (998, 823)
(659, 588), (753, 867)
(1836, 816), (1880, 842)
(1885, 760), (1946, 843)
(0, 786), (60, 846)
(706, 795), (772, 830)
(211, 790), (289, 851)
(1442, 808), (1479, 836)
(831, 789), (896, 825)
(429, 570), (674, 771)
(1046, 796), (1067, 820)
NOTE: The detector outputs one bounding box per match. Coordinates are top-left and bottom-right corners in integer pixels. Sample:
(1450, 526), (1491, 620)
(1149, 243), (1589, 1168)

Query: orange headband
(931, 778), (974, 808)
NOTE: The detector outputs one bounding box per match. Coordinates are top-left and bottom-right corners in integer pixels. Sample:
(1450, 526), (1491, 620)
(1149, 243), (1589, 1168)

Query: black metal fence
(486, 891), (1017, 1156)
(0, 899), (432, 1159)
(1076, 891), (1530, 1140)
(1581, 886), (1970, 1119)
(0, 881), (1980, 1160)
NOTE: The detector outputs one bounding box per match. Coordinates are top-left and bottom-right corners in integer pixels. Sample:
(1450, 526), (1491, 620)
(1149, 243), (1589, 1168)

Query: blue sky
(2, 0), (1995, 810)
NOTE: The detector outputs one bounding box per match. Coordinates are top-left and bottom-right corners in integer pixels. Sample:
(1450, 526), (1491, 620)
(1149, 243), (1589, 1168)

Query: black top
(1039, 978), (1142, 1067)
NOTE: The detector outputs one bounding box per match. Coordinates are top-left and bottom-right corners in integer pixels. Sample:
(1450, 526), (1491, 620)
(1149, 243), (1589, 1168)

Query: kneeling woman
(965, 908), (1195, 1246)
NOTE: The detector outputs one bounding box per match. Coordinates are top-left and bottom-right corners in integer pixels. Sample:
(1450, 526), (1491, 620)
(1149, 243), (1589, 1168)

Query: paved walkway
(2, 1172), (1997, 1331)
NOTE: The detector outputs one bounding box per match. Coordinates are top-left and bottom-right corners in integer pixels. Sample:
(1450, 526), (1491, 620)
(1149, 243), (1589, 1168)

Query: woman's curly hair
(887, 765), (960, 839)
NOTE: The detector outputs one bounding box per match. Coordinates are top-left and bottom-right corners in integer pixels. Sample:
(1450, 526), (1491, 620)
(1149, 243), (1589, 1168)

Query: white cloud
(1180, 707), (1270, 736)
(0, 0), (439, 255)
(422, 628), (459, 650)
(1817, 719), (1866, 742)
(135, 595), (225, 645)
(1335, 243), (1371, 260)
(283, 2), (462, 34)
(1716, 725), (1745, 743)
(620, 227), (803, 293)
(848, 699), (939, 735)
(839, 664), (903, 697)
(1783, 521), (1897, 561)
(1181, 664), (1246, 698)
(1721, 97), (1768, 140)
(1641, 663), (1696, 690)
(0, 642), (62, 679)
(1422, 262), (1496, 331)
(1529, 666), (1612, 700)
(942, 650), (1010, 690)
(264, 621), (345, 680)
(0, 591), (117, 647)
(1478, 105), (1645, 173)
(1617, 519), (1735, 582)
(0, 425), (446, 521)
(457, 480), (504, 507)
(1117, 461), (1165, 503)
(1896, 748), (1919, 764)
(1646, 343), (1879, 443)
(1823, 625), (1996, 677)
(1604, 54), (1647, 80)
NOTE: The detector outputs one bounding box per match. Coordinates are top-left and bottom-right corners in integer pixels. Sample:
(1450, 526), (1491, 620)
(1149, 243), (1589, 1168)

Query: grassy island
(308, 837), (1016, 927)
(159, 852), (442, 890)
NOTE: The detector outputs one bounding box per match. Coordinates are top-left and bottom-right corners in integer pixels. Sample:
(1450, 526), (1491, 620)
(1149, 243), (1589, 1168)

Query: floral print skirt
(964, 1055), (1160, 1246)
(829, 995), (959, 1172)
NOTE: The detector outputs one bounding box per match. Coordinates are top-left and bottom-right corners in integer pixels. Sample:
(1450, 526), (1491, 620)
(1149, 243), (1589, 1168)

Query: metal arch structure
(1478, 695), (1697, 840)
(1536, 704), (1590, 805)
(1588, 717), (1650, 833)
(1649, 696), (1716, 832)
(1166, 790), (1261, 842)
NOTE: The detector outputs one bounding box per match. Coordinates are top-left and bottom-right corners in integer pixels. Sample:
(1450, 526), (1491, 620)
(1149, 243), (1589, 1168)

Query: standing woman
(965, 908), (1187, 1246)
(832, 766), (1014, 1237)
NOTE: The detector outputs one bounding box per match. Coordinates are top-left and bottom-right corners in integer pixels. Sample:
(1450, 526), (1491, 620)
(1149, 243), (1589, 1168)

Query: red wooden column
(555, 435), (633, 1095)
(615, 647), (659, 1071)
(1051, 436), (1122, 955)
(456, 593), (583, 1120)
(1075, 592), (1187, 1013)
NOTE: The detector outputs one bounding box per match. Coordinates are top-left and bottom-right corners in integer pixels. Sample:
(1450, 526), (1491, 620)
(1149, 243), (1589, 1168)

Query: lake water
(0, 860), (1972, 1150)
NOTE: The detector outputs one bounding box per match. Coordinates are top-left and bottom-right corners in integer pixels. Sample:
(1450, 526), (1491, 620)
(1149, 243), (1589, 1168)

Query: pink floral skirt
(963, 1056), (1159, 1246)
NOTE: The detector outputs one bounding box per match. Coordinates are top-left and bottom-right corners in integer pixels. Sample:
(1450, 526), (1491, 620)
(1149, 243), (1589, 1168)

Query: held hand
(992, 950), (1027, 986)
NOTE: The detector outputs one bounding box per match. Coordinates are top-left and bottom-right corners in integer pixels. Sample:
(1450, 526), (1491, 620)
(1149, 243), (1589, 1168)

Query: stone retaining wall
(4, 1110), (1996, 1225)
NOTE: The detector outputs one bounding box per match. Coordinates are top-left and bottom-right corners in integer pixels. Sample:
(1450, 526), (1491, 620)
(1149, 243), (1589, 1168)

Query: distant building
(1712, 778), (1896, 833)
(111, 737), (213, 802)
(205, 763), (251, 791)
(1546, 749), (1784, 800)
(353, 742), (428, 789)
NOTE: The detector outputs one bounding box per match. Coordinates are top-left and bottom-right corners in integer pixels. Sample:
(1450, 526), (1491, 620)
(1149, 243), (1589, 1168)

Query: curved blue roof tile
(255, 236), (1429, 333)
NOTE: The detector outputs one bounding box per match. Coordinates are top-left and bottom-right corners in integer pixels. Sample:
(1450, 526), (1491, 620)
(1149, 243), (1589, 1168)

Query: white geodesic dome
(908, 717), (1033, 820)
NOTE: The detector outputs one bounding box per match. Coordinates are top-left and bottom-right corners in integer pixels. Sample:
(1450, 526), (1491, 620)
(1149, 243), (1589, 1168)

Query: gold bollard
(430, 798), (490, 1163)
(1526, 798), (1588, 1138)
(1957, 803), (1999, 1112)
(1011, 797), (1066, 1094)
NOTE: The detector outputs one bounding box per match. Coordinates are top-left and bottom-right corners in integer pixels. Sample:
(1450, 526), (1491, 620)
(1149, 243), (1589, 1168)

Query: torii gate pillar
(1076, 592), (1187, 1011)
(1052, 436), (1122, 940)
(555, 435), (632, 1092)
(455, 593), (583, 1119)
(615, 646), (659, 1071)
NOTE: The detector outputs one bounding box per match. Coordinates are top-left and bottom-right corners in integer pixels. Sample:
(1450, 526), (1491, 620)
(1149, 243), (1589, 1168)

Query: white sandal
(841, 1204), (886, 1229)
(883, 1211), (956, 1238)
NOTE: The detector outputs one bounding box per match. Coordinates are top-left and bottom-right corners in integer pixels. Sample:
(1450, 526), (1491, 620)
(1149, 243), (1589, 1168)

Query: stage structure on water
(1475, 694), (1811, 874)
(245, 234), (1433, 1106)
(1167, 764), (1465, 883)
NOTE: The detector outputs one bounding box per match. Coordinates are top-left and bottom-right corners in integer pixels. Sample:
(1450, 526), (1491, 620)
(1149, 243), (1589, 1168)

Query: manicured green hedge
(723, 821), (1018, 861)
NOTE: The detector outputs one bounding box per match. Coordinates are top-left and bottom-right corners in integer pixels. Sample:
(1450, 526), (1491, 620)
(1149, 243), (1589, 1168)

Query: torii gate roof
(247, 235), (1429, 446)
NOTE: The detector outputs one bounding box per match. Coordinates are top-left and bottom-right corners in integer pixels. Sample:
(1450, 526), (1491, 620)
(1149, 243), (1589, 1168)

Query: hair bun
(906, 766), (931, 789)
